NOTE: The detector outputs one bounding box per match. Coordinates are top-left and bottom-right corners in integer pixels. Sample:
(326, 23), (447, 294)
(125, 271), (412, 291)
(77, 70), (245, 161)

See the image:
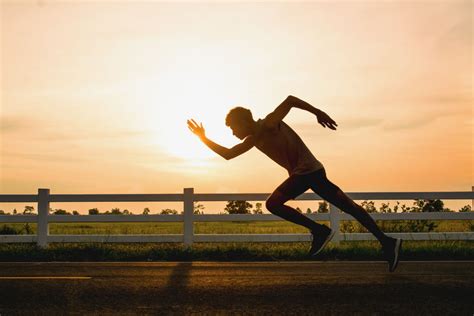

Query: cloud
(0, 116), (34, 133)
(32, 129), (150, 141)
(381, 106), (469, 131)
(292, 117), (383, 132)
(382, 116), (438, 131)
(418, 93), (472, 106)
(337, 117), (383, 129)
(1, 114), (150, 141)
(1, 151), (88, 163)
(433, 10), (472, 51)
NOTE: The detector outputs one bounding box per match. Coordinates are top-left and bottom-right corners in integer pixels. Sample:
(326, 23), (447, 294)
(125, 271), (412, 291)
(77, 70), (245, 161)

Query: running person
(187, 95), (402, 272)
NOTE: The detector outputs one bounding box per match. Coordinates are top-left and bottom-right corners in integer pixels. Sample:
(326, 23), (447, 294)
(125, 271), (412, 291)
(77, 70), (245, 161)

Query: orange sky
(1, 1), (472, 214)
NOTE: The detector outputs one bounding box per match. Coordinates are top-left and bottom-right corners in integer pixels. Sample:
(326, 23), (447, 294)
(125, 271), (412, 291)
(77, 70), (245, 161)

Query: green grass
(0, 241), (472, 261)
(0, 221), (472, 261)
(2, 220), (473, 235)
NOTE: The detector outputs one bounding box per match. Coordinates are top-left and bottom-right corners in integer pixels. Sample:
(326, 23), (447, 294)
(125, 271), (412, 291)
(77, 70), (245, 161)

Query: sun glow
(133, 46), (242, 162)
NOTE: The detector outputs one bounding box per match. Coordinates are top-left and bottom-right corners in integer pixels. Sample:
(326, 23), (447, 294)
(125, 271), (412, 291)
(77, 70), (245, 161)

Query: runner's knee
(265, 192), (288, 212)
(265, 197), (281, 212)
(318, 187), (354, 212)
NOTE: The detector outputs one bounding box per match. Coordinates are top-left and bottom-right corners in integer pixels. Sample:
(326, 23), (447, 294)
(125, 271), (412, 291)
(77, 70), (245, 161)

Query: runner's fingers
(187, 120), (197, 130)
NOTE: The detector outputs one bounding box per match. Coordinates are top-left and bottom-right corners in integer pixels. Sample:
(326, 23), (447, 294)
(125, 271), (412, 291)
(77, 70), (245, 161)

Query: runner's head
(225, 107), (255, 139)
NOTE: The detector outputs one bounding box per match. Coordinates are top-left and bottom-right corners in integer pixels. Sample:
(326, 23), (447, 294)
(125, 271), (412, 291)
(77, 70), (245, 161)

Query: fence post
(37, 188), (50, 248)
(329, 203), (341, 243)
(183, 188), (194, 247)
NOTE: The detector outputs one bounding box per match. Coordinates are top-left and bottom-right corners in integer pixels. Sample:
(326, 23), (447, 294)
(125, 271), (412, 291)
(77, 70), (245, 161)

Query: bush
(0, 225), (20, 235)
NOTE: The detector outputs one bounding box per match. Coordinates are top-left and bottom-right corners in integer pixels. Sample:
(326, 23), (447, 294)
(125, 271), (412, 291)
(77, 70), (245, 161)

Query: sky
(1, 0), (472, 214)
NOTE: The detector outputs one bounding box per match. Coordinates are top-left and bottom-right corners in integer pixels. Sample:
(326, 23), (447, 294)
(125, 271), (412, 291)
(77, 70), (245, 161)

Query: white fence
(0, 188), (473, 248)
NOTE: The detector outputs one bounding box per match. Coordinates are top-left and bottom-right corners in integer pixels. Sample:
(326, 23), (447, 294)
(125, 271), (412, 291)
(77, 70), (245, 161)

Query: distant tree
(0, 210), (5, 215)
(161, 208), (178, 215)
(410, 200), (424, 212)
(459, 205), (472, 212)
(253, 202), (263, 214)
(143, 207), (150, 215)
(23, 206), (35, 215)
(0, 225), (18, 235)
(295, 207), (302, 213)
(123, 209), (130, 215)
(379, 202), (392, 213)
(409, 199), (444, 213)
(421, 199), (444, 212)
(110, 208), (122, 215)
(224, 200), (253, 214)
(72, 211), (79, 215)
(52, 209), (71, 215)
(361, 201), (377, 213)
(399, 203), (411, 213)
(393, 201), (400, 213)
(305, 208), (312, 214)
(88, 208), (100, 215)
(317, 201), (329, 213)
(194, 202), (205, 215)
(13, 209), (17, 215)
(397, 200), (438, 231)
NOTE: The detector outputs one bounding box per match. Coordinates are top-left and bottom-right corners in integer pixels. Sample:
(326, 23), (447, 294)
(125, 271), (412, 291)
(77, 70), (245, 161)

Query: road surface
(0, 261), (473, 314)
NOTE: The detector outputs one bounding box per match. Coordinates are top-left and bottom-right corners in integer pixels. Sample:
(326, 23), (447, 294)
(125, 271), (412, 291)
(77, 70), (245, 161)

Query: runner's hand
(187, 119), (206, 139)
(316, 110), (338, 130)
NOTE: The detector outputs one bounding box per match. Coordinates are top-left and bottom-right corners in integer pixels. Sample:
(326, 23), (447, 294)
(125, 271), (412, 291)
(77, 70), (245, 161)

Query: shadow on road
(163, 262), (192, 296)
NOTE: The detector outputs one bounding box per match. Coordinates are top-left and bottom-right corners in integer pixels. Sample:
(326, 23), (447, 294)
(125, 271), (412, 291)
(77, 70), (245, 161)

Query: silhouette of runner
(188, 95), (402, 272)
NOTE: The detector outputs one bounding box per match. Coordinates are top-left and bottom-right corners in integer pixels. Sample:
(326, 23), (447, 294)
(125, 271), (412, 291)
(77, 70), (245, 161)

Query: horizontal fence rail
(0, 188), (473, 247)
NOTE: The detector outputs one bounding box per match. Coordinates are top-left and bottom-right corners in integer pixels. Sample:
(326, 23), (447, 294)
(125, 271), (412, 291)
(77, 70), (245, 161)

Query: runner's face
(230, 123), (250, 140)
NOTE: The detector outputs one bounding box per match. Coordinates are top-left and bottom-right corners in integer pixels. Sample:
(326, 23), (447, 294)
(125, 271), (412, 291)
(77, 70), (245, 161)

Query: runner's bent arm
(187, 119), (255, 160)
(201, 135), (254, 160)
(264, 95), (338, 130)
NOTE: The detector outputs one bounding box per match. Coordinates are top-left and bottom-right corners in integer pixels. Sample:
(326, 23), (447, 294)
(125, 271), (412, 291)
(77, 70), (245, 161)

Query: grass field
(1, 221), (472, 261)
(0, 240), (473, 261)
(2, 219), (473, 235)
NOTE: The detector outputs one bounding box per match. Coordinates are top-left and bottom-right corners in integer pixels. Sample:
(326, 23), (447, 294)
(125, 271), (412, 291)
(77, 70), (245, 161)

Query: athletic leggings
(265, 168), (388, 243)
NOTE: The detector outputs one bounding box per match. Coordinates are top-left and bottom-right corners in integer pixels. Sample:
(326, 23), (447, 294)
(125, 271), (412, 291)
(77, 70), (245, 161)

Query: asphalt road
(0, 261), (473, 315)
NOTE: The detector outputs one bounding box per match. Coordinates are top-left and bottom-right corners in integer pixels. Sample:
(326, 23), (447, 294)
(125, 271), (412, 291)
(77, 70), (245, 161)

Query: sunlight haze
(1, 1), (472, 213)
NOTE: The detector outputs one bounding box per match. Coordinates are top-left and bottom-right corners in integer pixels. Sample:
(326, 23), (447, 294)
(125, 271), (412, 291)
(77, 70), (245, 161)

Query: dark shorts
(275, 167), (340, 200)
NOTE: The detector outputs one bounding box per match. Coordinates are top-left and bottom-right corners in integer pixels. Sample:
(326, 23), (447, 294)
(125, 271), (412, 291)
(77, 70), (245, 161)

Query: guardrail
(1, 188), (473, 247)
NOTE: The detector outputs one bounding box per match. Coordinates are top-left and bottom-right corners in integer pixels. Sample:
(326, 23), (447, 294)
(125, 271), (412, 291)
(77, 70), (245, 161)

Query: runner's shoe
(309, 226), (335, 257)
(382, 237), (402, 272)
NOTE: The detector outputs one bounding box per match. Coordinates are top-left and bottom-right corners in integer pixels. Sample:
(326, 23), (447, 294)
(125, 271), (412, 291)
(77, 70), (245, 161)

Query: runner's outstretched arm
(187, 119), (254, 160)
(264, 95), (338, 130)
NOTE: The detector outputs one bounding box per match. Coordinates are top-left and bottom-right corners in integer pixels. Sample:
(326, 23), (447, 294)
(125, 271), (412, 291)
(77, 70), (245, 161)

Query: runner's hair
(225, 107), (253, 126)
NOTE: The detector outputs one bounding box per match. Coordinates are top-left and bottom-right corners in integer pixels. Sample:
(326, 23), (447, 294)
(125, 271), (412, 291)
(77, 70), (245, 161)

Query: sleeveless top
(253, 119), (324, 176)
